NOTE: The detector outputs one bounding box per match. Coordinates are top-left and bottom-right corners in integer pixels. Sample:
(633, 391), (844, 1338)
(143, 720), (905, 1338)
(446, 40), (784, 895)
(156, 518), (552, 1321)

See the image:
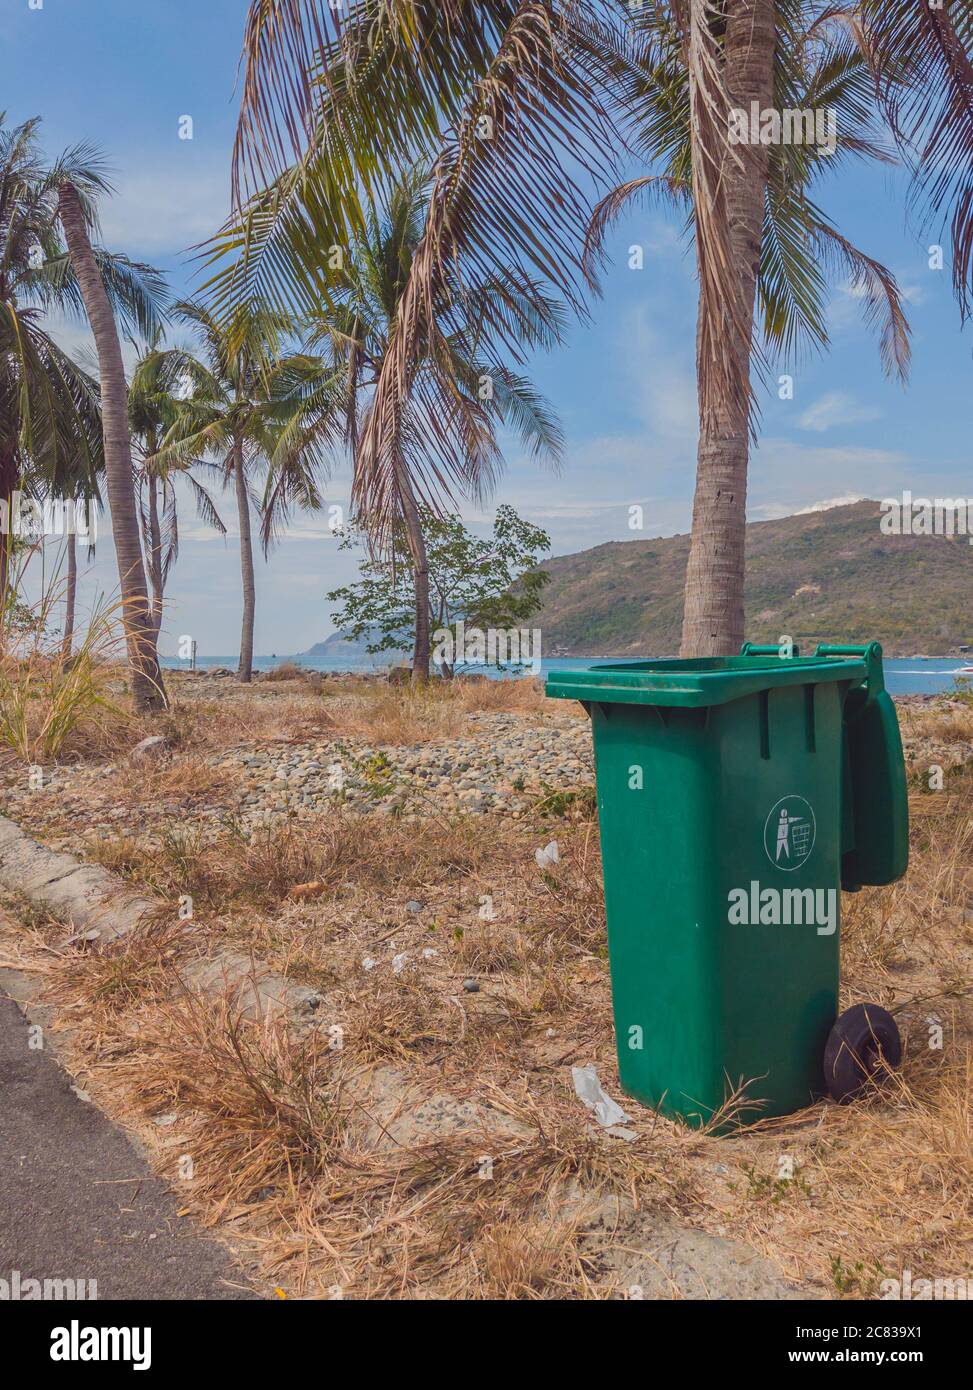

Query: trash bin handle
(814, 641), (885, 701)
(739, 641), (801, 658)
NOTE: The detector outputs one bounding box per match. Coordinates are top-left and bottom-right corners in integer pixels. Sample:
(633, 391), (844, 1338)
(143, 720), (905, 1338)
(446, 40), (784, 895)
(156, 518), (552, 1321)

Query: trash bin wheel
(824, 1003), (901, 1104)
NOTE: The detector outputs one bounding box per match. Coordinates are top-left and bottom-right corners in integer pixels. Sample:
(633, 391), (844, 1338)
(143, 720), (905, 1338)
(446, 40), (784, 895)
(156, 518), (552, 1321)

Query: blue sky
(4, 0), (970, 655)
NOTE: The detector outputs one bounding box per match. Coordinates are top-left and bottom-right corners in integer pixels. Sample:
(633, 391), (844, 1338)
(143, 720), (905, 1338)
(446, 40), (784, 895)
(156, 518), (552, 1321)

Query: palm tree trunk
(233, 440), (256, 682)
(680, 0), (776, 658)
(0, 449), (18, 610)
(62, 529), (77, 663)
(56, 181), (167, 711)
(395, 463), (430, 682)
(147, 472), (164, 643)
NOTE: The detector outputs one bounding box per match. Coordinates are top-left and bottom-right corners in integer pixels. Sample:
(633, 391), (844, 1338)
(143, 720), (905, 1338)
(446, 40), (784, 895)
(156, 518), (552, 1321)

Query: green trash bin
(545, 640), (908, 1127)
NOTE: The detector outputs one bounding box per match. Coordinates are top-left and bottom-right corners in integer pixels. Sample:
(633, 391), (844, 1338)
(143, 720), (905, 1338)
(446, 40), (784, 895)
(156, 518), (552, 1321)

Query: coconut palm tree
(856, 2), (973, 316)
(151, 301), (342, 682)
(217, 1), (973, 658)
(206, 4), (621, 568)
(128, 332), (227, 643)
(57, 168), (169, 712)
(2, 118), (166, 704)
(588, 2), (910, 653)
(606, 0), (963, 652)
(298, 165), (564, 679)
(0, 117), (102, 601)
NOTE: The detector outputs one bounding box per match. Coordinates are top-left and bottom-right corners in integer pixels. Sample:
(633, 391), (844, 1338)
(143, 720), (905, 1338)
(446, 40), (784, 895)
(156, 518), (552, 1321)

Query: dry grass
(265, 662), (309, 681)
(2, 692), (972, 1299)
(323, 674), (546, 744)
(85, 813), (494, 915)
(14, 907), (682, 1297)
(159, 689), (336, 752)
(0, 661), (556, 784)
(117, 992), (351, 1208)
(331, 684), (467, 743)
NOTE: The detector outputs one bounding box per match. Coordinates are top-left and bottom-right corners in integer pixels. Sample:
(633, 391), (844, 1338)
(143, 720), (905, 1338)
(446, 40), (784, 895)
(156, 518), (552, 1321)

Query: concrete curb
(0, 813), (321, 1023)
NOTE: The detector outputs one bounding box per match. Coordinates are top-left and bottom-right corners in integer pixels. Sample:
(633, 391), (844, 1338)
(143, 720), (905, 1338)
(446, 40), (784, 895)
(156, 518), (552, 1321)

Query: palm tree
(1, 118), (102, 601)
(151, 301), (340, 682)
(62, 529), (77, 660)
(588, 2), (910, 653)
(57, 171), (169, 712)
(607, 2), (958, 652)
(207, 4), (621, 572)
(128, 332), (227, 643)
(1, 117), (168, 707)
(217, 2), (973, 658)
(302, 166), (564, 679)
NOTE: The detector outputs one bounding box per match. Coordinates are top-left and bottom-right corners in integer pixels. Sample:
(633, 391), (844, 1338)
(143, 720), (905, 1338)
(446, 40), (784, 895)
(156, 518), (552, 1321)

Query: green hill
(535, 500), (973, 657)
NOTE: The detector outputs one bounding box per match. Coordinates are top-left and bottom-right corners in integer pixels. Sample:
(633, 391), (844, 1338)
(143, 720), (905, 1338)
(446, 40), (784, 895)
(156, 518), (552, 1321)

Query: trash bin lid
(545, 653), (868, 708)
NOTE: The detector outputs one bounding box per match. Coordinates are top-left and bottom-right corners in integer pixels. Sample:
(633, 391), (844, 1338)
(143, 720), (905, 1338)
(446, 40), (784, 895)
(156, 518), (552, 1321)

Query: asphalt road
(0, 992), (258, 1300)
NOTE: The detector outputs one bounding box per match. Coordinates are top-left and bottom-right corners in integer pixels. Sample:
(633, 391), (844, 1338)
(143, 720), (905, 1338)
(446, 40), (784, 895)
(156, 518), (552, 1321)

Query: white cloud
(749, 438), (909, 519)
(899, 280), (927, 307)
(798, 391), (881, 433)
(754, 493), (868, 520)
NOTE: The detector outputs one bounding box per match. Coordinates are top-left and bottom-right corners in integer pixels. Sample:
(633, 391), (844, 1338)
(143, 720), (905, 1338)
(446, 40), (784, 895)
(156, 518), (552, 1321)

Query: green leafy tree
(327, 504), (550, 676)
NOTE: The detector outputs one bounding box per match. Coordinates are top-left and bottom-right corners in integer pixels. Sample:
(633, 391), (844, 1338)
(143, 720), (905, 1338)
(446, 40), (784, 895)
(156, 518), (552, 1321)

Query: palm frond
(811, 212), (911, 382)
(859, 0), (973, 314)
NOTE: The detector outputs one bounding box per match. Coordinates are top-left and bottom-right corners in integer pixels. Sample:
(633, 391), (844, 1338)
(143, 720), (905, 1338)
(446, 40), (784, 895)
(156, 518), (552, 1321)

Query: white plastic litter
(572, 1065), (630, 1128)
(535, 840), (560, 870)
(361, 956), (377, 971)
(391, 951), (409, 974)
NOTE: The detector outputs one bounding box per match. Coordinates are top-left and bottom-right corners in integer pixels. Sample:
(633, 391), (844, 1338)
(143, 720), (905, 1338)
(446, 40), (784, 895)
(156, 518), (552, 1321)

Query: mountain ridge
(532, 500), (973, 658)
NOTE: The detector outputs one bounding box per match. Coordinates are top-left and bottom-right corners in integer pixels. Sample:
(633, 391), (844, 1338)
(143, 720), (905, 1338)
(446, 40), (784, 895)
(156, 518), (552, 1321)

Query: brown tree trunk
(681, 0), (776, 657)
(395, 462), (430, 682)
(62, 528), (77, 663)
(146, 471), (164, 644)
(0, 450), (18, 610)
(233, 440), (256, 683)
(57, 181), (167, 711)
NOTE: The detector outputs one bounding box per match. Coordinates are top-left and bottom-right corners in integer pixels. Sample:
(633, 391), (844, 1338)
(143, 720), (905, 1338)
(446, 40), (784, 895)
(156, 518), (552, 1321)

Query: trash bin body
(546, 648), (906, 1127)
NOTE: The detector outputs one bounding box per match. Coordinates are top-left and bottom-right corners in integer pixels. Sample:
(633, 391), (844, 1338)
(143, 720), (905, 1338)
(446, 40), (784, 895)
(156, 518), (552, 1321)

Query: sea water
(162, 653), (972, 698)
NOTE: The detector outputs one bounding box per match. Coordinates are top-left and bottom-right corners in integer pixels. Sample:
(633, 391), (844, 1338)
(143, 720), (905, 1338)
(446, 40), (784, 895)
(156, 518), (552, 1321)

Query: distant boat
(959, 666), (973, 674)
